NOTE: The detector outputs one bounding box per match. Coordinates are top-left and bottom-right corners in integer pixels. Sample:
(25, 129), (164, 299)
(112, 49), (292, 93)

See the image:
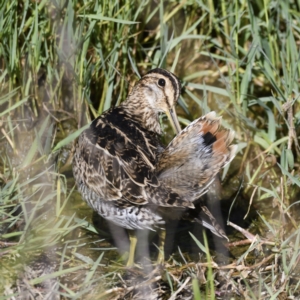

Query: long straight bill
(166, 106), (181, 134)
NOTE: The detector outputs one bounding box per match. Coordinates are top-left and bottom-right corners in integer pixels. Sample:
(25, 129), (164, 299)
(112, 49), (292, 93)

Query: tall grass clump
(0, 0), (299, 299)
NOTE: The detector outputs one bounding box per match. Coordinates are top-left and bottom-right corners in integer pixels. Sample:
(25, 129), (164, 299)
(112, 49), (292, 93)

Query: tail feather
(157, 111), (237, 201)
(196, 205), (228, 241)
(157, 111), (237, 239)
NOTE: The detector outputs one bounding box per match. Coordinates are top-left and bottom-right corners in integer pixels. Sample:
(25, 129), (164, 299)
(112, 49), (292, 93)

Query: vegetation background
(0, 0), (299, 299)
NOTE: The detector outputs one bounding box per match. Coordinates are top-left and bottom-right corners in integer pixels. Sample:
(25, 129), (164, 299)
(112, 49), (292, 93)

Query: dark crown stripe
(146, 68), (181, 100)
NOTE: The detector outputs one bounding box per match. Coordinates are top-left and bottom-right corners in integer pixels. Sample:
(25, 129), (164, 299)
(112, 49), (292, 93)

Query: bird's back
(73, 106), (194, 225)
(73, 107), (158, 205)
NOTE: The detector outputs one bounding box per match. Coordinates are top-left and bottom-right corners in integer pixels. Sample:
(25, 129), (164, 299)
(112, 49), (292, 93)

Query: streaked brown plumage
(157, 111), (236, 238)
(72, 68), (237, 266)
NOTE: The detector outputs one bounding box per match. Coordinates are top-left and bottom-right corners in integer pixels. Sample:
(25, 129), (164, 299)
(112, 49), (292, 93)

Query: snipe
(73, 68), (237, 266)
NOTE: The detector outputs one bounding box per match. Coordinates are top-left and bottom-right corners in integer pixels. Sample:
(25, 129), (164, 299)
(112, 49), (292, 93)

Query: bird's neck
(120, 94), (162, 135)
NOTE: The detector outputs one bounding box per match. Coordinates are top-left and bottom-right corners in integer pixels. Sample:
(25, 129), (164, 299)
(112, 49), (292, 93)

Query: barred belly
(78, 183), (165, 231)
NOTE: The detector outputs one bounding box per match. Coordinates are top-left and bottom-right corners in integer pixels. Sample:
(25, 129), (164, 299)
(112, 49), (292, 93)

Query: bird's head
(129, 68), (182, 134)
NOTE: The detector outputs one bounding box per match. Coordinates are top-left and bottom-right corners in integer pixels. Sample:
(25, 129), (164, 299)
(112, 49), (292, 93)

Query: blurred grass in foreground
(0, 0), (299, 299)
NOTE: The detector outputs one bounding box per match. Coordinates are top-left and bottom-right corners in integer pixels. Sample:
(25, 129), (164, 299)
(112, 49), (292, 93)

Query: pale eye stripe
(167, 72), (181, 100)
(146, 68), (181, 100)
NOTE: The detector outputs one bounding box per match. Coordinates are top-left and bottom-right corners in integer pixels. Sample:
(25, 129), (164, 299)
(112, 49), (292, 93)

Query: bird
(72, 68), (237, 266)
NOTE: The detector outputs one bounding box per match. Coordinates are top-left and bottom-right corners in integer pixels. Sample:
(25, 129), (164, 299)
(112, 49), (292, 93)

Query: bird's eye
(158, 78), (165, 87)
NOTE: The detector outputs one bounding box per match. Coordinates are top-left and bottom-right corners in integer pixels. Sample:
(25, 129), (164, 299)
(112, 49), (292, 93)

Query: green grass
(0, 0), (299, 299)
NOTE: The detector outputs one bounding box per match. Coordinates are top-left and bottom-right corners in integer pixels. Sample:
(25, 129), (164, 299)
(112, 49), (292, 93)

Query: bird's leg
(157, 227), (166, 264)
(126, 230), (137, 267)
